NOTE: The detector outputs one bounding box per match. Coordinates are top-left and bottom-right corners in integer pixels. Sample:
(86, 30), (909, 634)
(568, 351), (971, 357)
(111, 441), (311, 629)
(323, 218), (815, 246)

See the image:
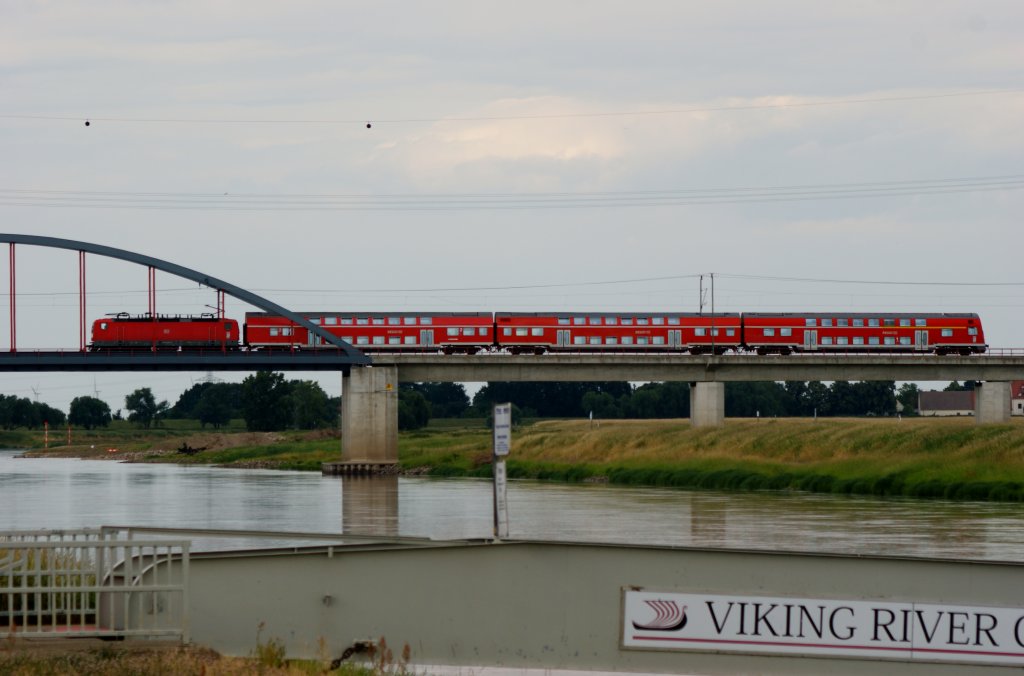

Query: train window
(837, 319), (848, 327)
(668, 317), (680, 325)
(822, 337), (834, 345)
(637, 318), (649, 325)
(622, 337), (634, 345)
(447, 328), (459, 336)
(869, 337), (880, 345)
(421, 317), (433, 325)
(605, 317), (617, 325)
(589, 317), (601, 325)
(515, 328), (528, 336)
(868, 319), (880, 327)
(853, 337), (864, 345)
(404, 336), (416, 344)
(941, 329), (953, 337)
(388, 337), (401, 345)
(621, 317), (633, 325)
(853, 318), (864, 327)
(763, 328), (775, 336)
(270, 328), (280, 337)
(531, 328), (543, 336)
(968, 328), (978, 336)
(884, 337), (896, 345)
(589, 337), (601, 345)
(695, 328), (706, 336)
(503, 328), (511, 336)
(100, 322), (108, 330)
(464, 328), (475, 336)
(357, 318), (369, 325)
(388, 317), (401, 325)
(727, 329), (736, 336)
(821, 319), (833, 327)
(653, 317), (665, 325)
(573, 317), (585, 325)
(357, 336), (369, 345)
(884, 319), (895, 327)
(372, 318), (385, 325)
(837, 337), (849, 345)
(915, 318), (927, 326)
(637, 337), (649, 345)
(606, 337), (618, 345)
(404, 317), (416, 325)
(342, 336), (354, 343)
(480, 328), (488, 336)
(805, 318), (816, 327)
(899, 319), (911, 327)
(325, 317), (338, 325)
(282, 328), (293, 336)
(710, 329), (719, 337)
(558, 318), (570, 325)
(653, 336), (665, 344)
(341, 318), (354, 325)
(780, 328), (792, 337)
(900, 337), (911, 345)
(574, 337), (586, 345)
(310, 318), (321, 325)
(373, 336), (385, 345)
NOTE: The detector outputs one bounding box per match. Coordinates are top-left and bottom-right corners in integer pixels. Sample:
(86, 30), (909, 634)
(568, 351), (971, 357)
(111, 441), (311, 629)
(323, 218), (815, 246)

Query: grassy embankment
(12, 417), (1024, 501)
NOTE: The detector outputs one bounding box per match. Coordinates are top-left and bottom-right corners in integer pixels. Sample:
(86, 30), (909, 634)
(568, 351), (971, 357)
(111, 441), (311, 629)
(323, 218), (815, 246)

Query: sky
(1, 1), (1022, 414)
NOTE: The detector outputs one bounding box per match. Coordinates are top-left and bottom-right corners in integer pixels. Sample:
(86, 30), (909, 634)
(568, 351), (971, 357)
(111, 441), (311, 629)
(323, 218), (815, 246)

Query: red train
(91, 311), (987, 355)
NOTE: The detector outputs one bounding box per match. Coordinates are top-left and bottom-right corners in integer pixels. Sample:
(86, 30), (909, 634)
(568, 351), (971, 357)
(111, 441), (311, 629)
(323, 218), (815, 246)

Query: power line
(1, 89), (1018, 126)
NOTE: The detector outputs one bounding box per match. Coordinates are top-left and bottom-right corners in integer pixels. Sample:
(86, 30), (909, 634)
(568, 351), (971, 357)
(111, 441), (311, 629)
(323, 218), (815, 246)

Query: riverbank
(16, 417), (1024, 501)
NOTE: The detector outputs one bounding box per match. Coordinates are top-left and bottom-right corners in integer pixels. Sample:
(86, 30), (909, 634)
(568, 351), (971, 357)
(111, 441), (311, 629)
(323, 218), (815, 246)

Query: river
(2, 450), (1022, 561)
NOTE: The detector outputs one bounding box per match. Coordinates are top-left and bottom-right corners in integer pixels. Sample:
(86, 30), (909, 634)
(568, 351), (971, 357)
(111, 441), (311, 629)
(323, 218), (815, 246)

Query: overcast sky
(2, 1), (1022, 413)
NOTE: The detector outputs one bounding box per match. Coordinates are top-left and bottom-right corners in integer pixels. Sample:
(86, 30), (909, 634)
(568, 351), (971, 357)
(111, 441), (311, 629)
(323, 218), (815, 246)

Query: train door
(556, 330), (570, 348)
(915, 330), (929, 351)
(668, 330), (682, 349)
(804, 330), (818, 351)
(307, 331), (322, 347)
(420, 330), (434, 347)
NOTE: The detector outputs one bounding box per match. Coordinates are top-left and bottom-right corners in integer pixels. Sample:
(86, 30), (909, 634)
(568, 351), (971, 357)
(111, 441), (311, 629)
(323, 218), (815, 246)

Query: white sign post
(492, 403), (512, 539)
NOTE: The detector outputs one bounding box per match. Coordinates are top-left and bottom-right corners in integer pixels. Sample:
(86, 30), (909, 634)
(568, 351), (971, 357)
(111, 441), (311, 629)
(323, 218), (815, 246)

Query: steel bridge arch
(0, 233), (370, 363)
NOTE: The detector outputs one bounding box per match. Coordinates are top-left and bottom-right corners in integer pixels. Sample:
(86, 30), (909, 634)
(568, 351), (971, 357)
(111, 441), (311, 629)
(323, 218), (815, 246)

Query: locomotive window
(695, 328), (706, 336)
(606, 337), (618, 345)
(372, 318), (385, 325)
(404, 336), (416, 344)
(225, 322), (232, 331)
(341, 318), (354, 325)
(621, 317), (633, 325)
(821, 319), (833, 327)
(589, 337), (601, 345)
(373, 336), (385, 345)
(853, 318), (864, 327)
(605, 317), (617, 325)
(574, 337), (586, 345)
(653, 317), (665, 325)
(941, 329), (953, 337)
(622, 337), (634, 345)
(589, 317), (602, 325)
(915, 318), (927, 326)
(805, 318), (816, 327)
(388, 317), (401, 325)
(447, 328), (459, 336)
(780, 328), (792, 337)
(100, 322), (108, 330)
(837, 319), (848, 327)
(822, 337), (833, 345)
(357, 318), (369, 325)
(900, 337), (911, 345)
(573, 317), (585, 325)
(883, 319), (895, 327)
(531, 328), (543, 336)
(388, 337), (401, 345)
(404, 317), (416, 325)
(837, 337), (849, 345)
(853, 337), (864, 345)
(637, 318), (649, 325)
(763, 328), (775, 336)
(668, 317), (680, 325)
(653, 336), (665, 344)
(558, 318), (570, 325)
(325, 317), (338, 325)
(899, 319), (911, 327)
(420, 317), (433, 324)
(868, 319), (880, 327)
(869, 337), (880, 345)
(515, 328), (528, 336)
(968, 328), (978, 336)
(884, 337), (896, 345)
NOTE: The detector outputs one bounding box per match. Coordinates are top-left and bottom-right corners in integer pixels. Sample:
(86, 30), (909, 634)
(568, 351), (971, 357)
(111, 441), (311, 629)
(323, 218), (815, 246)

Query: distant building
(1013, 380), (1024, 417)
(918, 390), (975, 417)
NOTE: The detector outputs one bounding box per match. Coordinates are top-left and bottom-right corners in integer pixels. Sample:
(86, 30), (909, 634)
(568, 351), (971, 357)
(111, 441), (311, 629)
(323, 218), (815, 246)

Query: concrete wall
(340, 366), (398, 463)
(186, 540), (1024, 674)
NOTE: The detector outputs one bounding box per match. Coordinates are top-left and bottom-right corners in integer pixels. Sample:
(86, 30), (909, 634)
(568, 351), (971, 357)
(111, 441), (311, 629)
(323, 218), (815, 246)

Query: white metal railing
(0, 528), (189, 642)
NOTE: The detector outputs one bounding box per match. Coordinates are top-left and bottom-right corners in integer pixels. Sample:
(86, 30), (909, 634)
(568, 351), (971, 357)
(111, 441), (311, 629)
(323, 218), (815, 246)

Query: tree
(194, 385), (234, 429)
(398, 388), (431, 430)
(289, 380), (336, 429)
(69, 396), (112, 430)
(896, 383), (921, 415)
(125, 387), (169, 428)
(582, 391), (622, 419)
(406, 383), (470, 418)
(170, 382), (214, 418)
(241, 371), (292, 431)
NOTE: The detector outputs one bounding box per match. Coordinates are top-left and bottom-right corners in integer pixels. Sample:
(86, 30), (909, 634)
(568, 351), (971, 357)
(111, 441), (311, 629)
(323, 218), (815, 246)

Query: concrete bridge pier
(975, 381), (1011, 424)
(324, 366), (399, 474)
(690, 381), (725, 427)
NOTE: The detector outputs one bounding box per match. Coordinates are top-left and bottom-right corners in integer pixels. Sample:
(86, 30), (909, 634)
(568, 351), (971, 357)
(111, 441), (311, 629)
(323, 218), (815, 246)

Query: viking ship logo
(632, 599), (688, 631)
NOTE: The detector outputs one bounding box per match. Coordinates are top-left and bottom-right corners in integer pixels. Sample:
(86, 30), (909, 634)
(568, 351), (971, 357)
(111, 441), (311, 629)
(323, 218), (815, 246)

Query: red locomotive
(90, 310), (988, 355)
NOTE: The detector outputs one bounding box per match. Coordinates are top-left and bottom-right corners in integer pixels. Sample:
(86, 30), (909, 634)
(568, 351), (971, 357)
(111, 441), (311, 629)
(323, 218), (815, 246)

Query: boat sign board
(623, 589), (1024, 667)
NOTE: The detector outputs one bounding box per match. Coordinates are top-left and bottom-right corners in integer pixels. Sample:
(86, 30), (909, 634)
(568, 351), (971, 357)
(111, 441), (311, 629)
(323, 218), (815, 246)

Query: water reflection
(2, 451), (1024, 561)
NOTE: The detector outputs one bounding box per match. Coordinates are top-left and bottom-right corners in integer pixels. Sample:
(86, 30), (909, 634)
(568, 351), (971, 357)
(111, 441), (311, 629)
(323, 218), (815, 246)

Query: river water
(2, 450), (1023, 561)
